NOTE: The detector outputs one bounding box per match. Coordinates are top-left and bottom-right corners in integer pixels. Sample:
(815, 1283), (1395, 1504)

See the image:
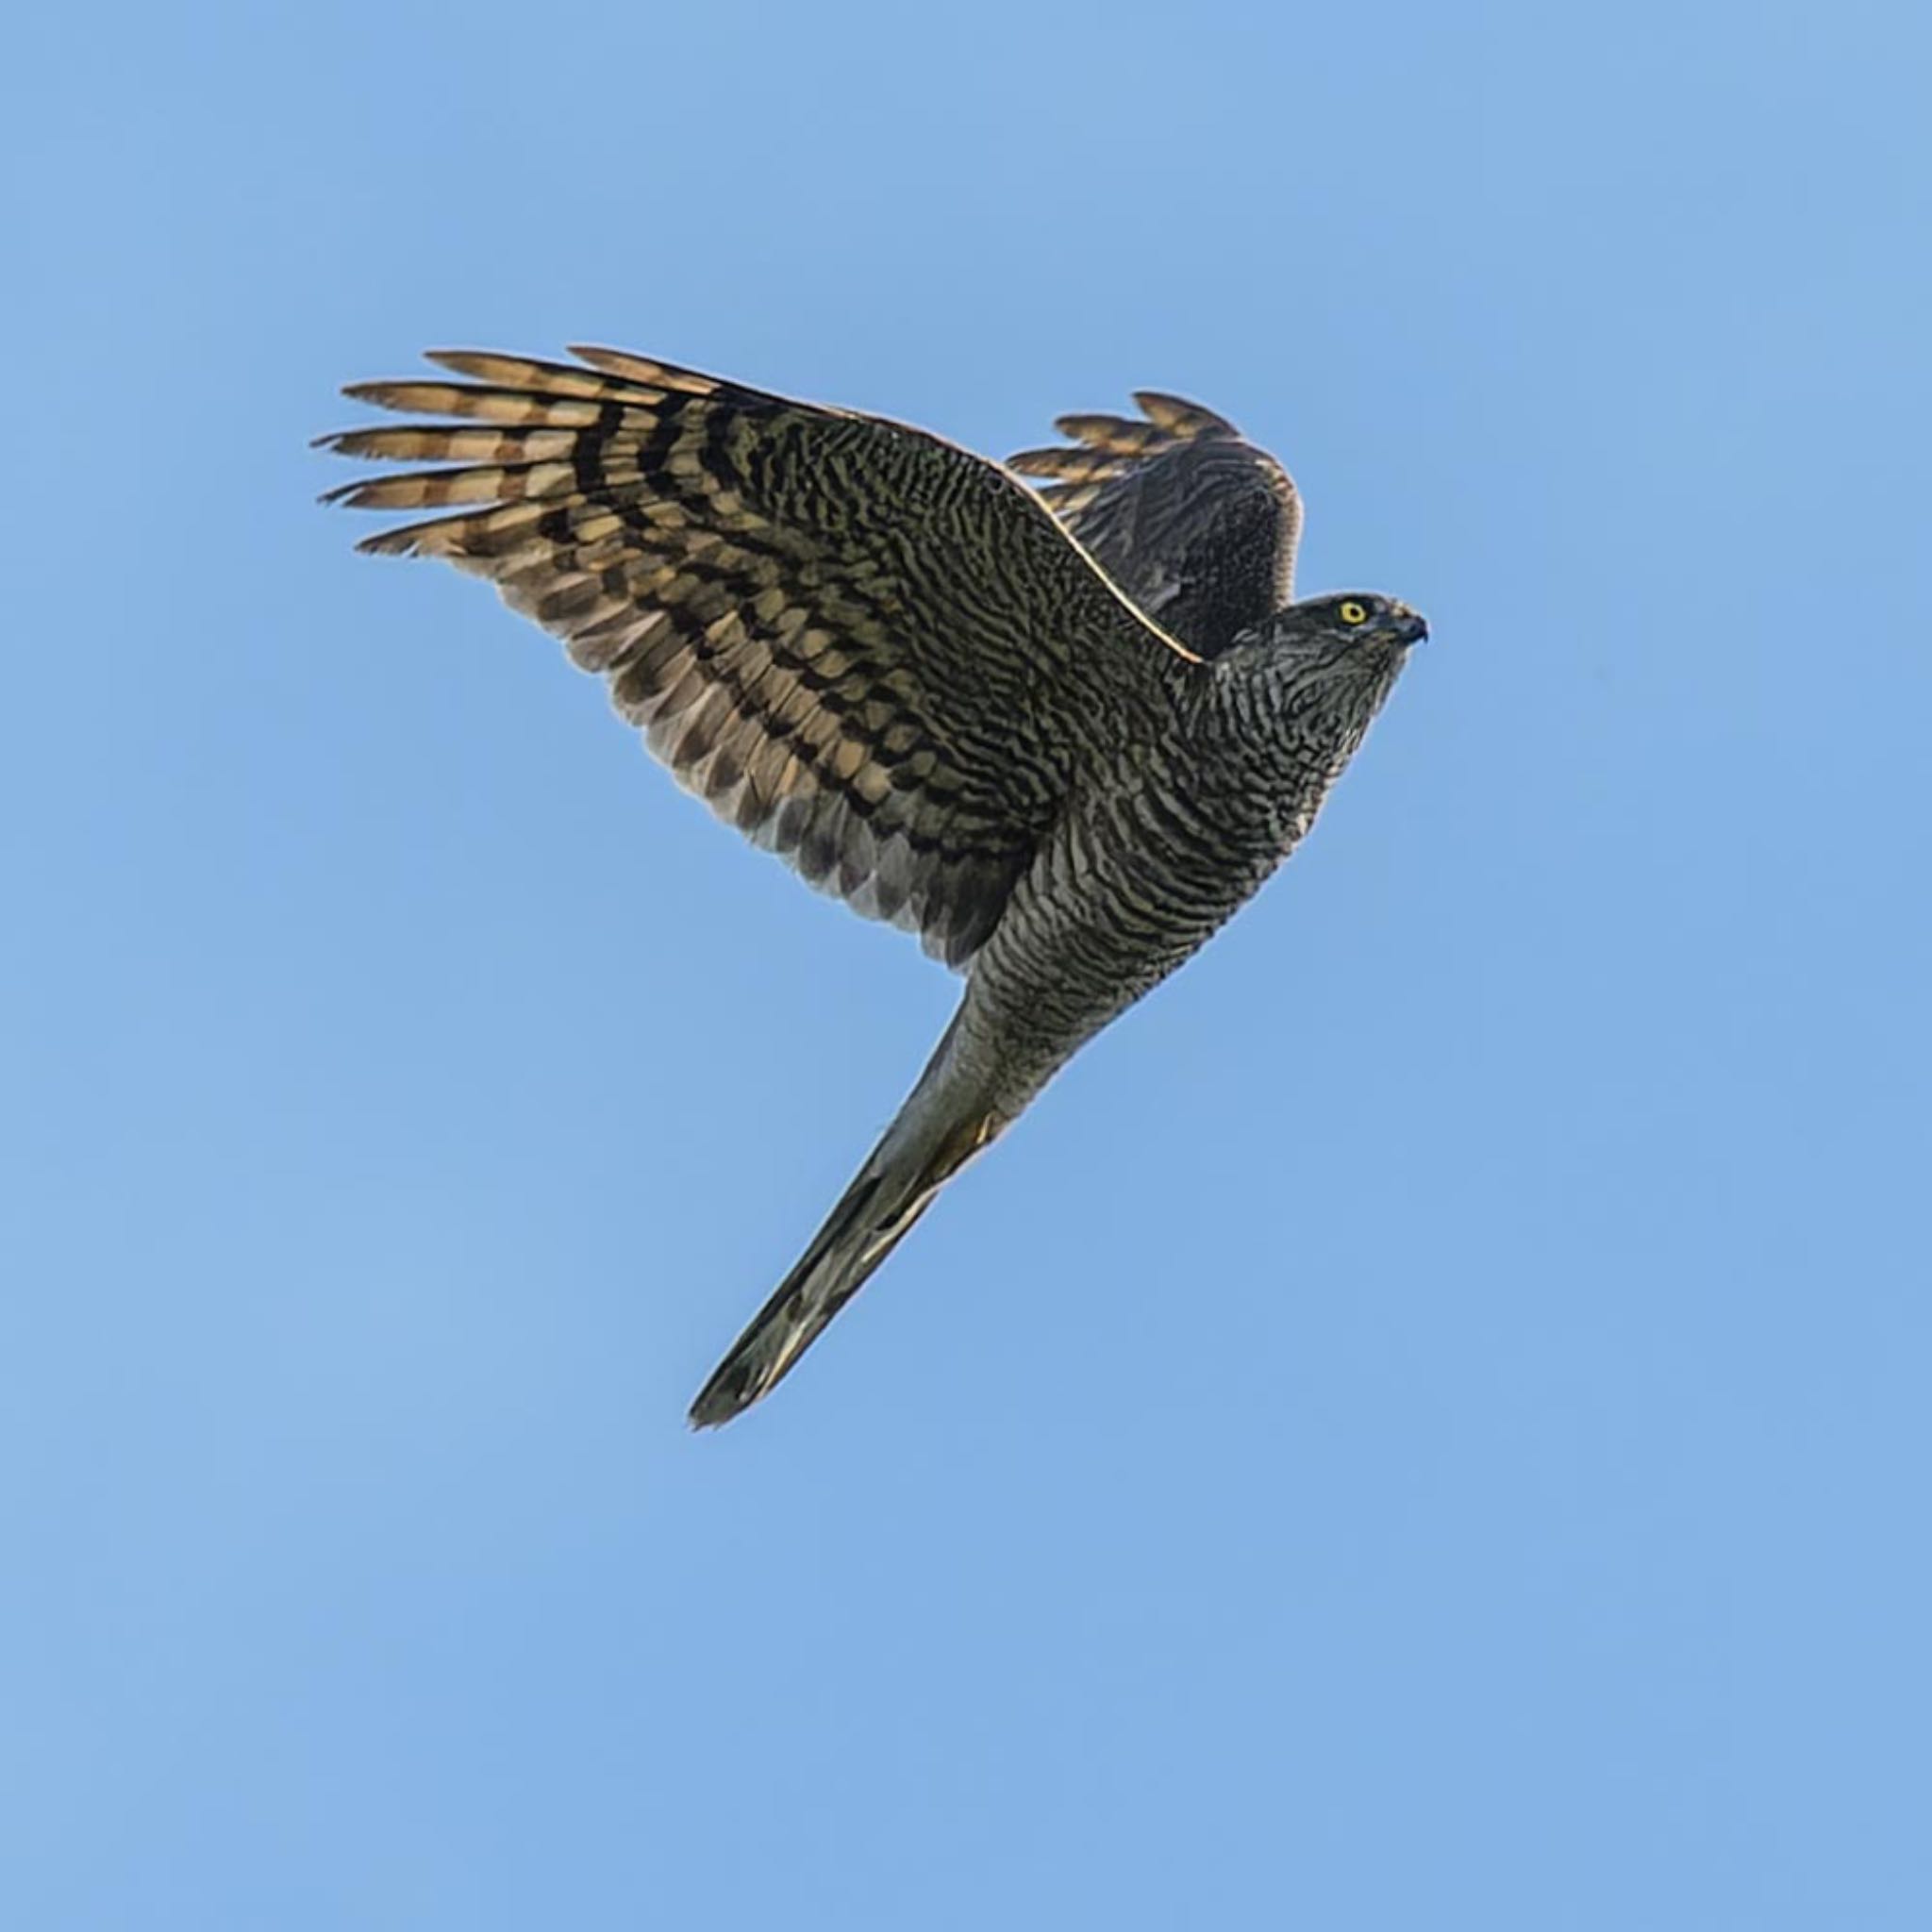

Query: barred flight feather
(322, 348), (1199, 967)
(1009, 390), (1302, 659)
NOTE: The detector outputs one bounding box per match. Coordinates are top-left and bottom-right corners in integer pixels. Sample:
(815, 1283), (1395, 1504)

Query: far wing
(1008, 392), (1301, 659)
(322, 349), (1198, 968)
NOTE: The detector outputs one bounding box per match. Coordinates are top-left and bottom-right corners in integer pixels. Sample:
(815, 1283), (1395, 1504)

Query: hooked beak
(1391, 605), (1429, 646)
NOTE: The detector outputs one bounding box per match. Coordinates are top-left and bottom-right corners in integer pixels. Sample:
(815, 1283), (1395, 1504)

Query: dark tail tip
(688, 1357), (762, 1430)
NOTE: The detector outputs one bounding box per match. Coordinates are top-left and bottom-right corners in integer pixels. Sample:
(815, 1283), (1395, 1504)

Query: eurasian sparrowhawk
(320, 348), (1424, 1425)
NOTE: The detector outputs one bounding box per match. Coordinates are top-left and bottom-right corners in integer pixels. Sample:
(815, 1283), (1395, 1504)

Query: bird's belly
(956, 778), (1285, 1118)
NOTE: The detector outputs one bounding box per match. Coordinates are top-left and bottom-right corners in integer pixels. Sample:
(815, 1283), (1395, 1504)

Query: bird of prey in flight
(320, 347), (1424, 1425)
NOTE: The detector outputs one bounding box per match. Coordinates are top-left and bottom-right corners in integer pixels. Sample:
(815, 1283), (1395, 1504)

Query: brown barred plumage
(322, 347), (1424, 1425)
(324, 349), (1201, 966)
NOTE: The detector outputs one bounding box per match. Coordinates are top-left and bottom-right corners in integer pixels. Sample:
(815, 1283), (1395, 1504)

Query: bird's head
(1274, 592), (1428, 659)
(1215, 591), (1425, 745)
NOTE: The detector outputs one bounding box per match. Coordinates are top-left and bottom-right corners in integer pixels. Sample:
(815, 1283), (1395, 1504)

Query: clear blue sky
(6, 2), (1929, 1926)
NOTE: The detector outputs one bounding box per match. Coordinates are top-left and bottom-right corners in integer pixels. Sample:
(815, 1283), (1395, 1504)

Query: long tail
(689, 1036), (999, 1428)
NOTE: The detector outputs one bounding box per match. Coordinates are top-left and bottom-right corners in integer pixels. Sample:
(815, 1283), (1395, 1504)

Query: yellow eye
(1340, 600), (1369, 625)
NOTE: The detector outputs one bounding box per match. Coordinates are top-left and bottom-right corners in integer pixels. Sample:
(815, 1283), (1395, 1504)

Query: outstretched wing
(1008, 393), (1301, 660)
(322, 349), (1198, 968)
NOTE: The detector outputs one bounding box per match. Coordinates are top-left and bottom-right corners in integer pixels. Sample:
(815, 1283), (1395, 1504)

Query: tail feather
(689, 1093), (995, 1429)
